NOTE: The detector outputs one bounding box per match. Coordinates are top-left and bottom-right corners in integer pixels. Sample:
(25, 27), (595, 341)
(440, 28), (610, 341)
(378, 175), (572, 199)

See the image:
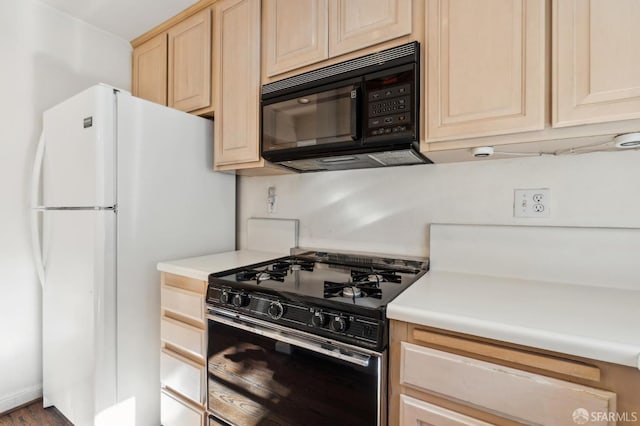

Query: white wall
(238, 150), (640, 257)
(0, 0), (130, 412)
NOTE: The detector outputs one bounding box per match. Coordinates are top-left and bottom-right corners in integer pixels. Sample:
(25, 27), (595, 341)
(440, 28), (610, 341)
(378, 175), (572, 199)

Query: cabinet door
(264, 0), (328, 77)
(214, 0), (262, 166)
(132, 33), (167, 105)
(426, 0), (545, 142)
(328, 0), (412, 58)
(399, 395), (494, 426)
(168, 8), (212, 113)
(553, 0), (640, 127)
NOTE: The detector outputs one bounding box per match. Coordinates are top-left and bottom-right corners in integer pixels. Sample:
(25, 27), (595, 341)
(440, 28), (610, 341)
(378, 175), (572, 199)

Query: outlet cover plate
(514, 188), (550, 218)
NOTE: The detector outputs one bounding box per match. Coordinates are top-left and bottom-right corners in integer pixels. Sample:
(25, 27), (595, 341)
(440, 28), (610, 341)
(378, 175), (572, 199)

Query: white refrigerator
(30, 84), (235, 426)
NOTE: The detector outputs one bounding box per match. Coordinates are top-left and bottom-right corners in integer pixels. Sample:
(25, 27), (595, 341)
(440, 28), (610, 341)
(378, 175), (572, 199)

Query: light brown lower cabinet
(160, 272), (208, 426)
(390, 321), (640, 426)
(161, 316), (207, 359)
(160, 348), (207, 405)
(400, 395), (493, 426)
(161, 388), (206, 426)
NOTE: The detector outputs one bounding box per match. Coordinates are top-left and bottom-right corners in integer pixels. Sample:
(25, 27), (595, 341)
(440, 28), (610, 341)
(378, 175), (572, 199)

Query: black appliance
(261, 42), (431, 172)
(205, 249), (428, 426)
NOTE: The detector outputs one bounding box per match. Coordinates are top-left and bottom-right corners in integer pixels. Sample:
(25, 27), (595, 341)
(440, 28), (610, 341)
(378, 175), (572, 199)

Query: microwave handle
(350, 84), (361, 140)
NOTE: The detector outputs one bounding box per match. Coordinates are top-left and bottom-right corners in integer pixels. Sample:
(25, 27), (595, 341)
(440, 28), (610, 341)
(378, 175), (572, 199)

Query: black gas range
(206, 249), (429, 352)
(205, 249), (428, 426)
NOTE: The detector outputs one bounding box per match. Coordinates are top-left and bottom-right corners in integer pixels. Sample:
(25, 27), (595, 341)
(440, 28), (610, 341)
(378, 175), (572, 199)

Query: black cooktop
(209, 250), (428, 311)
(207, 250), (428, 350)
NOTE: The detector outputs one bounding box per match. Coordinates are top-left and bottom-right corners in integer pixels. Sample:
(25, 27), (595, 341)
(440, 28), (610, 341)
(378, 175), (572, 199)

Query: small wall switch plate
(267, 186), (277, 214)
(514, 188), (550, 218)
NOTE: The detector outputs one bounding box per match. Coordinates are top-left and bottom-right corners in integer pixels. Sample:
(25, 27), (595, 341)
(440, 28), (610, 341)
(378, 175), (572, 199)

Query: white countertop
(387, 270), (640, 369)
(157, 250), (286, 281)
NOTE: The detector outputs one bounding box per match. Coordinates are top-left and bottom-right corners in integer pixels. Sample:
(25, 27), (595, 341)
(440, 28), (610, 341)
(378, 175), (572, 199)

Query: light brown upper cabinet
(213, 0), (263, 167)
(425, 0), (545, 142)
(553, 0), (640, 127)
(263, 0), (412, 77)
(131, 4), (214, 116)
(328, 0), (412, 57)
(168, 8), (212, 113)
(132, 33), (168, 106)
(264, 0), (328, 77)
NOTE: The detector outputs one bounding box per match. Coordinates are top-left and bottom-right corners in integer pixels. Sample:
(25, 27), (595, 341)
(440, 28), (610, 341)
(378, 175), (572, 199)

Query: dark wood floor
(0, 399), (72, 426)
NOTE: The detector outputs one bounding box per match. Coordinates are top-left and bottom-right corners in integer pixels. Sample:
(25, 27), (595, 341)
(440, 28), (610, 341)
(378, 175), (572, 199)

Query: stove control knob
(311, 311), (326, 327)
(232, 293), (248, 308)
(330, 316), (348, 333)
(267, 302), (284, 320)
(311, 311), (327, 327)
(219, 291), (230, 305)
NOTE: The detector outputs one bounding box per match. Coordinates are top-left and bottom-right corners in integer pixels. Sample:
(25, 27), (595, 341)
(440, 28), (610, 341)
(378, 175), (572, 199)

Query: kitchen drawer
(161, 284), (205, 324)
(161, 316), (206, 359)
(409, 327), (601, 382)
(208, 415), (227, 426)
(163, 272), (207, 295)
(400, 342), (616, 425)
(161, 348), (206, 405)
(399, 394), (493, 426)
(161, 389), (205, 426)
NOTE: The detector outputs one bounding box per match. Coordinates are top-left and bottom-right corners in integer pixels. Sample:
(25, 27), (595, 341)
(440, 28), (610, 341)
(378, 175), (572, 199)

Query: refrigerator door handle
(32, 206), (116, 211)
(31, 130), (46, 288)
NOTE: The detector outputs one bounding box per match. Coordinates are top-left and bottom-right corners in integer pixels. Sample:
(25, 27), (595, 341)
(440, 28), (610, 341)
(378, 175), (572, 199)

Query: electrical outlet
(514, 188), (550, 218)
(532, 193), (544, 203)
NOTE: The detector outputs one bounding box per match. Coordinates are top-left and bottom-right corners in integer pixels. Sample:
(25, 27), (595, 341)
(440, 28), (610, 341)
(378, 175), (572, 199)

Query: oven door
(206, 307), (385, 426)
(261, 80), (362, 162)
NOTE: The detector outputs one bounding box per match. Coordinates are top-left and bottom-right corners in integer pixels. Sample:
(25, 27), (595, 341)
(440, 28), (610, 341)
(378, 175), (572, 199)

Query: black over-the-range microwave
(261, 42), (431, 172)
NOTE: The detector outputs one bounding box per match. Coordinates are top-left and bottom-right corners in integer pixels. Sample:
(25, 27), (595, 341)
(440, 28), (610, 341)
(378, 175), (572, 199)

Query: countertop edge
(156, 264), (210, 281)
(157, 250), (288, 281)
(387, 304), (640, 370)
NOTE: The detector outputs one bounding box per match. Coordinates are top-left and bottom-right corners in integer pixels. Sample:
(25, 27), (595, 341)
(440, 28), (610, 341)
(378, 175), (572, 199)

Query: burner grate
(324, 280), (383, 303)
(236, 269), (285, 284)
(271, 258), (315, 273)
(351, 268), (402, 284)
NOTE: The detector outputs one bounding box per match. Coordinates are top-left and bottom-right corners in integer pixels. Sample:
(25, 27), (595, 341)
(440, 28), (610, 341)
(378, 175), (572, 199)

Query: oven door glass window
(262, 84), (358, 153)
(207, 321), (378, 426)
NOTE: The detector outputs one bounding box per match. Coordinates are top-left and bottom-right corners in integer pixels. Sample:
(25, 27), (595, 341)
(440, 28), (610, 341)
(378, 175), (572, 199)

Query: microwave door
(262, 83), (360, 154)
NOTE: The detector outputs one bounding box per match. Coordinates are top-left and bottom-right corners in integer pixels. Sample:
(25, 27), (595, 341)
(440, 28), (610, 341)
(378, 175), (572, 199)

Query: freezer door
(42, 209), (116, 425)
(42, 85), (116, 207)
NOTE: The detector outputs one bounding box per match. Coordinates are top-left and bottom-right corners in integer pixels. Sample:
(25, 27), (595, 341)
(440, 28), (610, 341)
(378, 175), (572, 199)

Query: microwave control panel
(365, 69), (415, 139)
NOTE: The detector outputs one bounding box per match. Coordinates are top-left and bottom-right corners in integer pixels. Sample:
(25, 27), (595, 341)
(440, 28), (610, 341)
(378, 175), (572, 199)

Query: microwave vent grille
(367, 150), (424, 166)
(262, 42), (417, 96)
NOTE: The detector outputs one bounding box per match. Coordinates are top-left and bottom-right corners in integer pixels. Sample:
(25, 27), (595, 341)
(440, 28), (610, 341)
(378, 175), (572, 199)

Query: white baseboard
(0, 384), (43, 415)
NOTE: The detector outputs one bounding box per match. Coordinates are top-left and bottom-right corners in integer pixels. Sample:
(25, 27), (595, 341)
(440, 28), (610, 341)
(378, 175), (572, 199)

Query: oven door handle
(207, 312), (373, 367)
